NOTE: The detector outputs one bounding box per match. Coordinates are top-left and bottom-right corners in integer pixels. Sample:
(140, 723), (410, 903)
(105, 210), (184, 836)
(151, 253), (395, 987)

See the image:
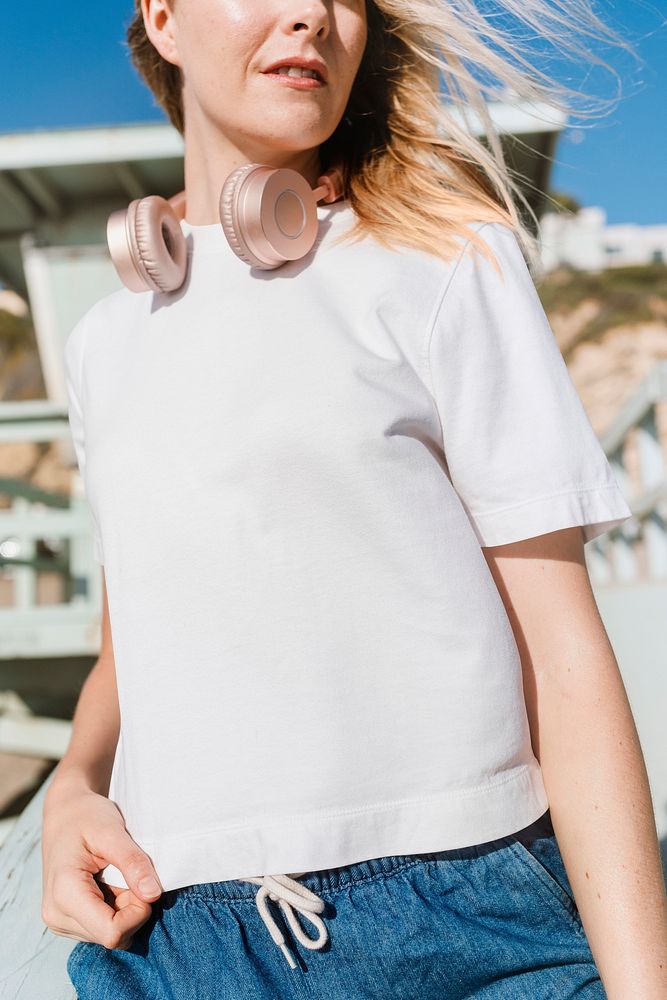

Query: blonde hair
(125, 0), (637, 271)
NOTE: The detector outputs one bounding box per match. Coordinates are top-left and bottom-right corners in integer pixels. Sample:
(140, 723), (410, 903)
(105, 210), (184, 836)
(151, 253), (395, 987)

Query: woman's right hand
(41, 778), (164, 951)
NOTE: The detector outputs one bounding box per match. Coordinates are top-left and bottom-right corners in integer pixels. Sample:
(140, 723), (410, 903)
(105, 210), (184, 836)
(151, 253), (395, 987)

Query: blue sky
(1, 0), (665, 225)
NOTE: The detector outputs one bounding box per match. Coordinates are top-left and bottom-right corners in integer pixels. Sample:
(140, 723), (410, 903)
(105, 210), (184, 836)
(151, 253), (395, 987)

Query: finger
(93, 827), (164, 902)
(51, 923), (137, 951)
(57, 868), (152, 948)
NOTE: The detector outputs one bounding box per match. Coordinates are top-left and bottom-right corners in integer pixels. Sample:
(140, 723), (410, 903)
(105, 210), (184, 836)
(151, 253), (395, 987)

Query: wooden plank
(0, 772), (76, 999)
(0, 714), (72, 758)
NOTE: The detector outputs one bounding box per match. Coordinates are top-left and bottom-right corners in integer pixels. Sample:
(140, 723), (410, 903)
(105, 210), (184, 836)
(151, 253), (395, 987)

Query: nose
(282, 1), (330, 40)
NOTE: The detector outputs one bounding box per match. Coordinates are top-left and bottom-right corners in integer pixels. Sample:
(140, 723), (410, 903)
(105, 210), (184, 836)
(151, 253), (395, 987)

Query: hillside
(536, 264), (667, 435)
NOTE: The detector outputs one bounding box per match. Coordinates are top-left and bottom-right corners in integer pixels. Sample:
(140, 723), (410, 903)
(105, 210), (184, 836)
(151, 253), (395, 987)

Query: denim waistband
(162, 810), (553, 971)
(163, 840), (512, 904)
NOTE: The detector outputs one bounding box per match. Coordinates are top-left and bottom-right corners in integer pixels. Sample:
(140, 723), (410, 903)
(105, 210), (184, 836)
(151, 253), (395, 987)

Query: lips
(261, 57), (328, 84)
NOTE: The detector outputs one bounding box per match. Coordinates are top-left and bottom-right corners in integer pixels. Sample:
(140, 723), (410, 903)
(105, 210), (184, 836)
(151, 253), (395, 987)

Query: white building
(540, 205), (667, 272)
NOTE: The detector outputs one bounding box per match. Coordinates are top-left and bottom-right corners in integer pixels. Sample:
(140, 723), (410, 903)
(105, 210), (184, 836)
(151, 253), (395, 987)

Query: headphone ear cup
(219, 164), (273, 268)
(132, 196), (188, 293)
(107, 196), (187, 293)
(219, 164), (320, 270)
(107, 201), (144, 293)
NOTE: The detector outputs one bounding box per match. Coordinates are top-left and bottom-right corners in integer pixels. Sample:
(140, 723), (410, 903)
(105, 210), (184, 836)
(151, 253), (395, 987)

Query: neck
(181, 105), (324, 226)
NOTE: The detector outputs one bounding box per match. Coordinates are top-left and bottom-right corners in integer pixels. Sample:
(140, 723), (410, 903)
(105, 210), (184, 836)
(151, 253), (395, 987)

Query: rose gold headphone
(106, 160), (345, 294)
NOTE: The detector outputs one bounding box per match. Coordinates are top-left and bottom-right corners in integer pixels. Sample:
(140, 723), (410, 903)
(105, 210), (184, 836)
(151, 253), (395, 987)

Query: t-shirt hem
(464, 481), (632, 548)
(96, 759), (550, 892)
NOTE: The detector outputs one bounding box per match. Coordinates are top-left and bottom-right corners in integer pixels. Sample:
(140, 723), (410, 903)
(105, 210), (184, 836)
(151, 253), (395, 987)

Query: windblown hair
(126, 0), (636, 271)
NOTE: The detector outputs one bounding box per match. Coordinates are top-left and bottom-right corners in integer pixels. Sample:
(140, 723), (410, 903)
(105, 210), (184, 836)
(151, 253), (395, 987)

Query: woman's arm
(46, 573), (119, 803)
(42, 572), (163, 949)
(483, 526), (667, 999)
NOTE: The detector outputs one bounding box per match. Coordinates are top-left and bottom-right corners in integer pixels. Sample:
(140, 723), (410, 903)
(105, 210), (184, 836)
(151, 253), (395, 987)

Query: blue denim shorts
(66, 808), (606, 999)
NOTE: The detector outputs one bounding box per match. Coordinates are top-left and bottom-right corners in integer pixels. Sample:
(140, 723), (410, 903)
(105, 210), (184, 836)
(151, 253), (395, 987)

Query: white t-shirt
(63, 200), (632, 891)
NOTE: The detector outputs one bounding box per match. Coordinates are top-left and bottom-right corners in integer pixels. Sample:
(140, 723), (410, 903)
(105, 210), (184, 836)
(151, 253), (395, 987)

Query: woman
(42, 0), (667, 997)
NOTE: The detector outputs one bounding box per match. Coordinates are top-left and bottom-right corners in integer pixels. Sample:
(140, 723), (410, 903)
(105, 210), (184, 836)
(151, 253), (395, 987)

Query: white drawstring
(237, 872), (329, 969)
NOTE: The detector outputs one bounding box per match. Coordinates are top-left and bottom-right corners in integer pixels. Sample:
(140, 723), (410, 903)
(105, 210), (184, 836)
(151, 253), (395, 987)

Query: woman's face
(148, 0), (368, 155)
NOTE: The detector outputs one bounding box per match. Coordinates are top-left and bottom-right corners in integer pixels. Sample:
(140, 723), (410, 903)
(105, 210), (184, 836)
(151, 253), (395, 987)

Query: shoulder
(70, 285), (146, 337)
(456, 220), (526, 271)
(438, 220), (537, 311)
(327, 216), (513, 301)
(63, 286), (148, 366)
(426, 219), (552, 366)
(321, 218), (529, 358)
(392, 219), (526, 296)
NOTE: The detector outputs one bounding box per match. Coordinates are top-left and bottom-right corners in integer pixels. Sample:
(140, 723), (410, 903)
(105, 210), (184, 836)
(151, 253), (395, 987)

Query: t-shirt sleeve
(63, 314), (105, 565)
(427, 221), (633, 548)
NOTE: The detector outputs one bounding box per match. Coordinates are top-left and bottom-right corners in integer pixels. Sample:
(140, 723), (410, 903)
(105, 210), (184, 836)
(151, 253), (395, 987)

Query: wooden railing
(586, 360), (667, 586)
(0, 399), (102, 665)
